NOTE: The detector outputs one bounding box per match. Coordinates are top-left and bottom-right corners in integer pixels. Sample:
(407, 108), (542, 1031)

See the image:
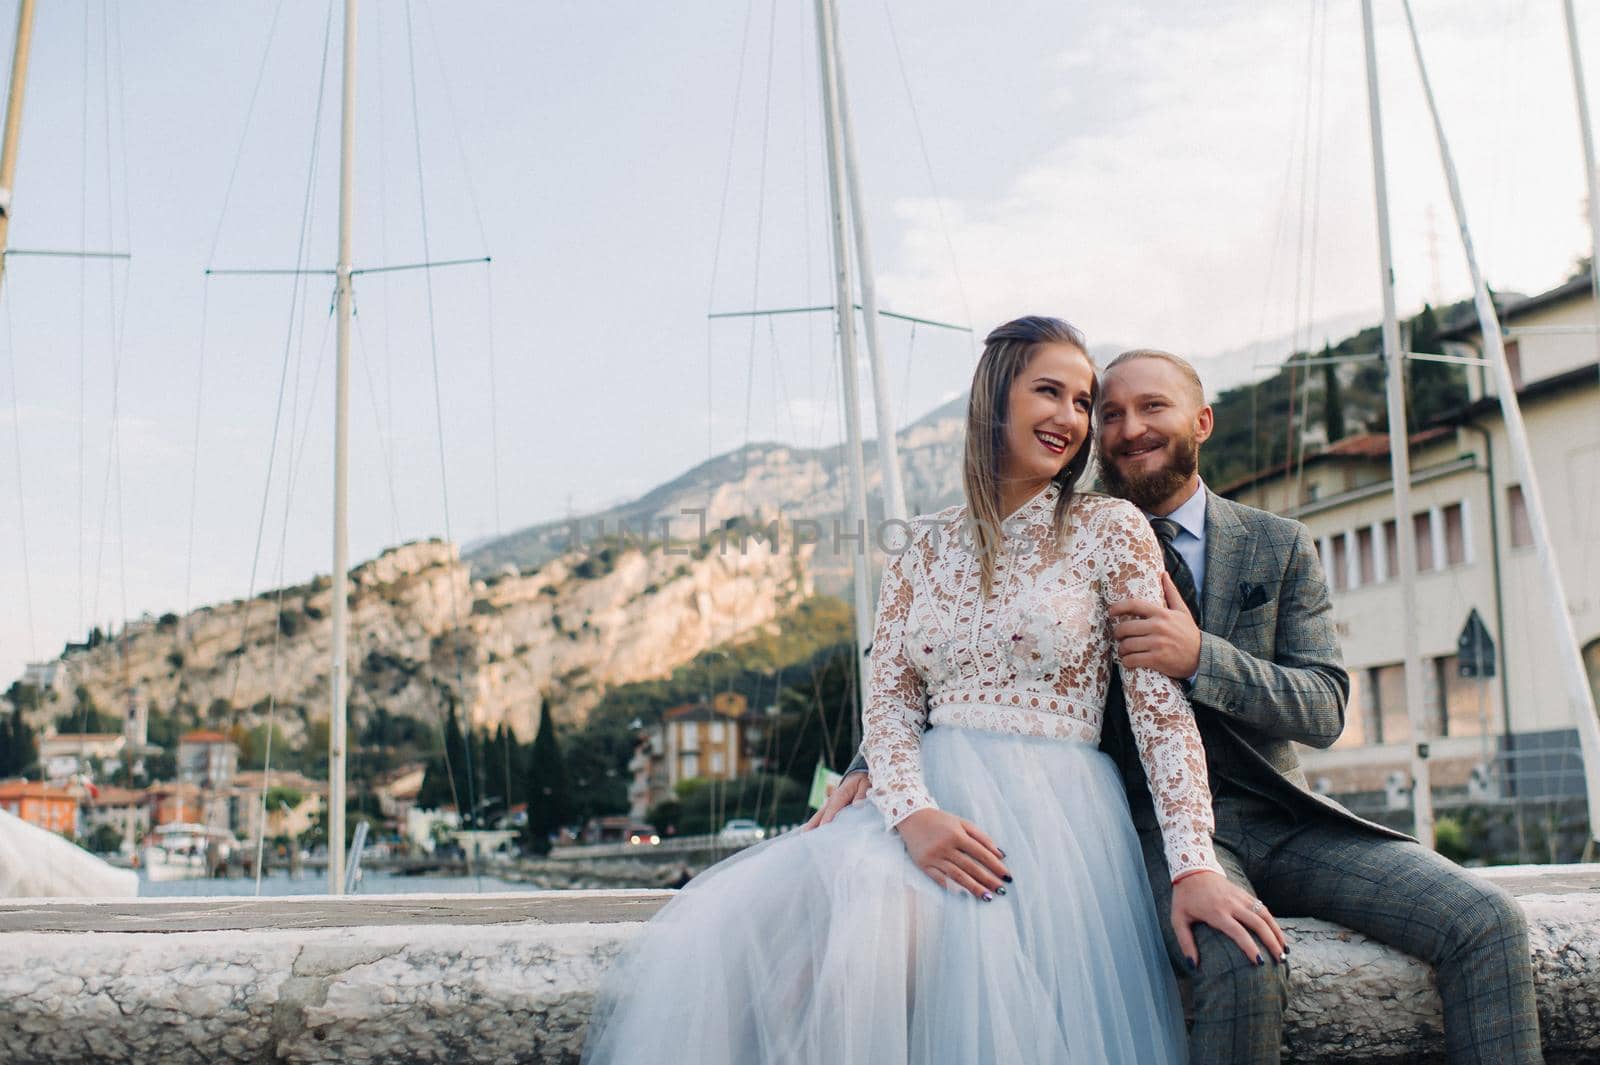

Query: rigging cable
(1279, 0), (1321, 512)
(420, 0), (502, 539)
(405, 0), (476, 836)
(1293, 0), (1330, 505)
(181, 0), (287, 723)
(706, 0), (759, 473)
(2, 281), (36, 660)
(232, 0), (338, 893)
(880, 0), (972, 337)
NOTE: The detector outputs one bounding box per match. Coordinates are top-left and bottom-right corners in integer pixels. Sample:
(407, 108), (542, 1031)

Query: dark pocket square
(1238, 581), (1271, 611)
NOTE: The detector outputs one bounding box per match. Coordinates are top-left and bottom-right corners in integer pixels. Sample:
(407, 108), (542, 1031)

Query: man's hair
(1103, 348), (1205, 406)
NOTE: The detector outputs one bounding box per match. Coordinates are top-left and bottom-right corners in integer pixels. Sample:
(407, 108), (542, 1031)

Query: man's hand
(1108, 572), (1201, 678)
(894, 807), (1011, 900)
(1170, 871), (1288, 970)
(802, 771), (870, 831)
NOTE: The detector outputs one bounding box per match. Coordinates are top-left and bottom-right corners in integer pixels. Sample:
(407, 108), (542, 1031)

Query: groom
(812, 349), (1542, 1064)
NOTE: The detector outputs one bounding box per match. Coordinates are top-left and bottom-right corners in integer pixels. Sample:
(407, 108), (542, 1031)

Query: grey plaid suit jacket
(1098, 489), (1409, 841)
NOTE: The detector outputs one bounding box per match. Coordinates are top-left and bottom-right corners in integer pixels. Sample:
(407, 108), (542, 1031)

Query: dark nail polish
(1282, 946), (1290, 958)
(1001, 874), (1014, 883)
(1255, 953), (1264, 967)
(1184, 956), (1197, 971)
(982, 891), (994, 902)
(995, 886), (1007, 896)
(998, 849), (1006, 859)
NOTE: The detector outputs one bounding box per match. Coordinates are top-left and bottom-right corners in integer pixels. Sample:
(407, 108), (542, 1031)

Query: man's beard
(1098, 432), (1199, 511)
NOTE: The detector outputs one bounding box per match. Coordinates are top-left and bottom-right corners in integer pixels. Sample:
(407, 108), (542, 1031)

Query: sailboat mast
(1402, 0), (1600, 846)
(328, 0), (358, 895)
(831, 16), (908, 525)
(815, 0), (874, 749)
(0, 0), (37, 297)
(1360, 0), (1435, 846)
(1562, 0), (1600, 345)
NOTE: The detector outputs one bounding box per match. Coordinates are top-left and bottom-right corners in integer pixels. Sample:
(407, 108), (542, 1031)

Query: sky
(2, 0), (1598, 687)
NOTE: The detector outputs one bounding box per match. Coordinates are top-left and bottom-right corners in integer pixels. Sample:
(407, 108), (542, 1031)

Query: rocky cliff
(45, 533), (812, 742)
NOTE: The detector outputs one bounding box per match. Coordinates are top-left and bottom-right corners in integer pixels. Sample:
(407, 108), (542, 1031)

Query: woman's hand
(895, 808), (1011, 900)
(1170, 870), (1288, 969)
(802, 771), (870, 831)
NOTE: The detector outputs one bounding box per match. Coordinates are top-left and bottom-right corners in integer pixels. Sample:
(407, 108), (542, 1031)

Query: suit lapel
(1202, 490), (1254, 639)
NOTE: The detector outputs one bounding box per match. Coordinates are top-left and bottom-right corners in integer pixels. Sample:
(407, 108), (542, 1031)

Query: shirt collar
(1151, 479), (1207, 541)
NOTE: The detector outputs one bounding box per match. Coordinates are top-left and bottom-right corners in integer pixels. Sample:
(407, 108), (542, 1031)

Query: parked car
(718, 819), (766, 844)
(627, 824), (661, 846)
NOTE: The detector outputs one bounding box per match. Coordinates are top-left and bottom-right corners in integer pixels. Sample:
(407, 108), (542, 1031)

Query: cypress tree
(524, 702), (571, 855)
(1321, 343), (1346, 443)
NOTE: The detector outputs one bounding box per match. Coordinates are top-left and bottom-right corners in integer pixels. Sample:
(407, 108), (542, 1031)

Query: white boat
(140, 823), (236, 882)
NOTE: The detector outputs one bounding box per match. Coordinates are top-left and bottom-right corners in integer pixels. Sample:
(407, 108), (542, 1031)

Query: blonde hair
(963, 316), (1097, 597)
(1103, 348), (1205, 406)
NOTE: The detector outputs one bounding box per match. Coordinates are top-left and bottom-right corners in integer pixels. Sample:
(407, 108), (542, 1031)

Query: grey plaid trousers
(1138, 794), (1542, 1065)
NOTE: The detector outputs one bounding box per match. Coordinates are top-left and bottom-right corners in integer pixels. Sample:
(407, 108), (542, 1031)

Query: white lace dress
(582, 485), (1222, 1065)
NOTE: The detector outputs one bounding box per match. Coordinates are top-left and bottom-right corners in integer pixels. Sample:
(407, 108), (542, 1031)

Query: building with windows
(177, 730), (239, 790)
(0, 781), (81, 836)
(1221, 273), (1599, 823)
(628, 691), (772, 819)
(80, 785), (152, 854)
(39, 733), (126, 784)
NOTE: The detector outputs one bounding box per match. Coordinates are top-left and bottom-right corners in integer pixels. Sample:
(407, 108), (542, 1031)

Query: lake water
(139, 870), (533, 896)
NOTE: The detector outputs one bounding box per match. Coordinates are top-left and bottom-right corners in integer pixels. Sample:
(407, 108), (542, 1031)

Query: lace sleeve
(1098, 500), (1224, 881)
(862, 543), (937, 830)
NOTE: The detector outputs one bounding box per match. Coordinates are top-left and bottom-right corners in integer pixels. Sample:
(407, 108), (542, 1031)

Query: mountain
(26, 532), (812, 743)
(467, 393), (971, 594)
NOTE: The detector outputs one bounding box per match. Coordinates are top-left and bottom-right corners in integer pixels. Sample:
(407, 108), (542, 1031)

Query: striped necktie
(1148, 516), (1202, 625)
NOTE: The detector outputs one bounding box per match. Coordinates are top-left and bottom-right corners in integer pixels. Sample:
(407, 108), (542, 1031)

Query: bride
(581, 316), (1284, 1064)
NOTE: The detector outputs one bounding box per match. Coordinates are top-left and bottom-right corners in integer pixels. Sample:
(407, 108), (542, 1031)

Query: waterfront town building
(628, 692), (771, 819)
(1221, 273), (1600, 830)
(0, 781), (82, 836)
(38, 733), (126, 784)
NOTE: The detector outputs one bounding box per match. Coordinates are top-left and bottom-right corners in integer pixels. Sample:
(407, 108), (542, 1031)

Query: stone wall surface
(0, 870), (1595, 1064)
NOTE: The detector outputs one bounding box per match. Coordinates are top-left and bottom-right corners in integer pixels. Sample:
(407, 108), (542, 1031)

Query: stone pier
(0, 867), (1596, 1064)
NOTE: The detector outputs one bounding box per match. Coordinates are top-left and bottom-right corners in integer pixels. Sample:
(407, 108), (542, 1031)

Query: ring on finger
(1249, 899), (1265, 915)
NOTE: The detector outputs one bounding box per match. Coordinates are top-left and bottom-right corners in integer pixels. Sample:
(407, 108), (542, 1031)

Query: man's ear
(1194, 404), (1215, 445)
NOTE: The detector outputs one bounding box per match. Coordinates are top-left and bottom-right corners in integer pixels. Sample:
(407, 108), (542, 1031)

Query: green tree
(1320, 343), (1345, 443)
(1405, 304), (1466, 426)
(1, 691), (39, 777)
(84, 823), (126, 854)
(648, 774), (808, 837)
(770, 644), (860, 789)
(478, 723), (526, 824)
(524, 703), (571, 854)
(416, 703), (469, 813)
(58, 685), (118, 734)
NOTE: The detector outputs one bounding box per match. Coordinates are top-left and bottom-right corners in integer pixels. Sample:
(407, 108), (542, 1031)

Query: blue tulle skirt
(581, 724), (1187, 1064)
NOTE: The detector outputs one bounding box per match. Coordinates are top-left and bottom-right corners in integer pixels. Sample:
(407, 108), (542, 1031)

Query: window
(708, 721), (725, 744)
(678, 724), (698, 753)
(1503, 338), (1523, 390)
(1331, 534), (1350, 592)
(1382, 519), (1398, 581)
(1335, 669), (1374, 748)
(1508, 485), (1533, 548)
(1374, 662), (1412, 743)
(709, 751), (725, 776)
(1436, 654), (1489, 738)
(1442, 503), (1467, 566)
(1413, 512), (1436, 572)
(681, 753), (699, 779)
(1356, 527), (1376, 586)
